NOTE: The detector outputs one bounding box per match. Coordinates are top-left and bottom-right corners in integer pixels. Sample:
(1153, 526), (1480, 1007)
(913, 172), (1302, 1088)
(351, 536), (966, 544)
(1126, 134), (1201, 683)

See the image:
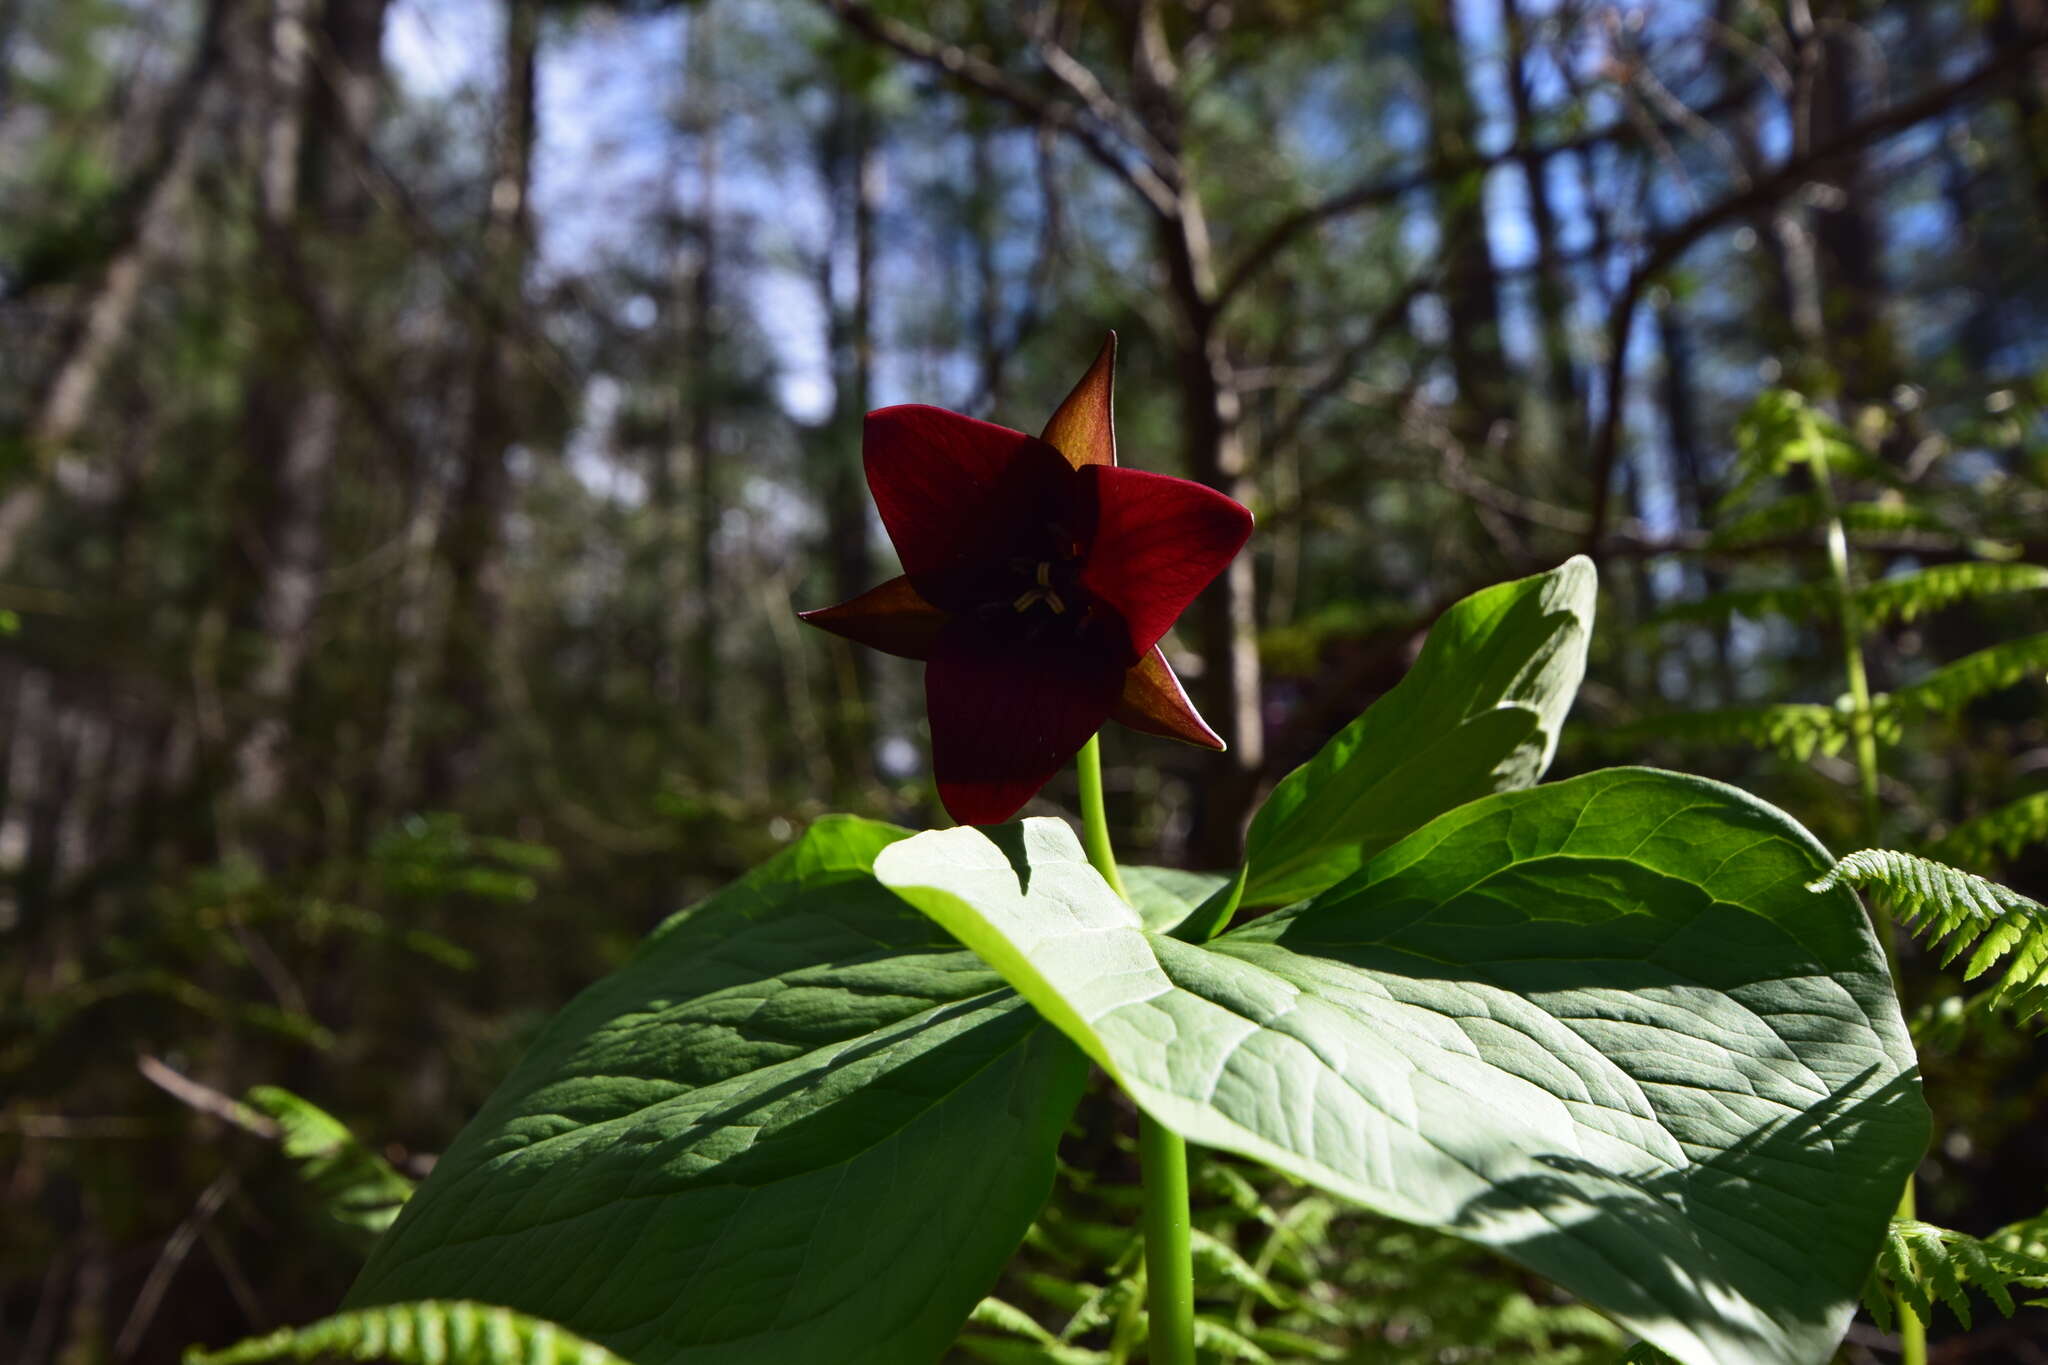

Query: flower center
(1011, 560), (1067, 616)
(952, 524), (1126, 659)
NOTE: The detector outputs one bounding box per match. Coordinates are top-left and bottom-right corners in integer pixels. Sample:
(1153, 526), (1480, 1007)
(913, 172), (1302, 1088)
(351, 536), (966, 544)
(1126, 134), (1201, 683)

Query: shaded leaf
(1240, 557), (1594, 909)
(347, 816), (1087, 1365)
(878, 774), (1926, 1365)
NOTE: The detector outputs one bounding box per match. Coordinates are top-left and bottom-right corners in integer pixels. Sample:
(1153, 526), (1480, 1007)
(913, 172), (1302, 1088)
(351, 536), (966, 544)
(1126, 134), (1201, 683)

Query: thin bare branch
(137, 1055), (281, 1139)
(1582, 38), (2048, 554)
(820, 0), (1179, 219)
(1215, 81), (1761, 309)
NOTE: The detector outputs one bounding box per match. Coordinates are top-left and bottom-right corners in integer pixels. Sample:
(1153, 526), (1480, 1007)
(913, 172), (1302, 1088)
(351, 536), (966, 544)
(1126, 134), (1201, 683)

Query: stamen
(1013, 589), (1045, 612)
(1046, 591), (1066, 614)
(1035, 562), (1052, 588)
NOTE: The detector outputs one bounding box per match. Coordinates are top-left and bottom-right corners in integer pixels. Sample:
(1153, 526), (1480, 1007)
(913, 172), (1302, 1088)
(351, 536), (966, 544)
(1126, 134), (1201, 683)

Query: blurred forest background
(3, 0), (2047, 1360)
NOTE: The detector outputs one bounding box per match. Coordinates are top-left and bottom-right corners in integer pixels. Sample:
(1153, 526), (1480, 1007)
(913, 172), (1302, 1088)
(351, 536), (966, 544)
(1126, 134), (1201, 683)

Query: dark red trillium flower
(799, 334), (1253, 826)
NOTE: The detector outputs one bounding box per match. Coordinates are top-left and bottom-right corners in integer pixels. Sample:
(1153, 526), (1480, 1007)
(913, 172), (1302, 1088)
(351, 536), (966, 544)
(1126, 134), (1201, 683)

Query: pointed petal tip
(796, 575), (948, 661)
(1111, 647), (1228, 750)
(1041, 334), (1119, 469)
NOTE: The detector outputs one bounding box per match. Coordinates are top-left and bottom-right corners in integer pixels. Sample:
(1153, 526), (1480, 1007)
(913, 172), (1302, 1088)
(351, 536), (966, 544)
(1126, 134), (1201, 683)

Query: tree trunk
(1121, 0), (1262, 865)
(1163, 213), (1261, 867)
(1805, 16), (1903, 407)
(687, 5), (722, 734)
(423, 0), (540, 807)
(1502, 0), (1578, 452)
(230, 0), (366, 834)
(1655, 295), (1738, 703)
(0, 0), (239, 575)
(1991, 0), (2048, 229)
(816, 83), (880, 799)
(1415, 0), (1511, 449)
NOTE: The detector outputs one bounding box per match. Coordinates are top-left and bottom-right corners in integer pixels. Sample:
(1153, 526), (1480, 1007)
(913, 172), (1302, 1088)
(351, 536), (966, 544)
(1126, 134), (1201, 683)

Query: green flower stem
(1136, 1112), (1196, 1365)
(1076, 733), (1194, 1365)
(1076, 734), (1131, 902)
(1808, 420), (1924, 1365)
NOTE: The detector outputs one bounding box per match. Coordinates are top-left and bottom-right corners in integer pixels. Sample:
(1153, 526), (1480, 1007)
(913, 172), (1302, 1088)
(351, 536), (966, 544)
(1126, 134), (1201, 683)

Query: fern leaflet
(1608, 704), (1849, 761)
(182, 1300), (628, 1365)
(1933, 791), (2048, 866)
(1883, 632), (2048, 720)
(1640, 583), (1826, 629)
(1857, 562), (2048, 625)
(1709, 495), (1955, 549)
(1809, 850), (2048, 1019)
(247, 1086), (414, 1237)
(1863, 1218), (2048, 1331)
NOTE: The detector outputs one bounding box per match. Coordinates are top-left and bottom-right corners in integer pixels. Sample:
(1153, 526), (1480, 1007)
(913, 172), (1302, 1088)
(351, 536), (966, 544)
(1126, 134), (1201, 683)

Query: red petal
(1040, 333), (1117, 469)
(797, 575), (949, 661)
(926, 619), (1126, 825)
(1111, 646), (1225, 750)
(863, 406), (1075, 598)
(1076, 466), (1253, 657)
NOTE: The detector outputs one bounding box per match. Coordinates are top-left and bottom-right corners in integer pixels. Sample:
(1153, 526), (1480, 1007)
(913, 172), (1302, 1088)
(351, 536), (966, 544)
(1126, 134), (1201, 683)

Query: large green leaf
(347, 816), (1087, 1365)
(1241, 556), (1595, 908)
(876, 772), (1927, 1365)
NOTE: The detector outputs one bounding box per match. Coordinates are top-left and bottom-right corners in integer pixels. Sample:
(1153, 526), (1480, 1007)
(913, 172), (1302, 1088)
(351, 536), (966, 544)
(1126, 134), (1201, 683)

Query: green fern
(1706, 493), (1821, 548)
(1726, 389), (1890, 505)
(182, 1300), (628, 1365)
(970, 1297), (1061, 1344)
(1857, 562), (2048, 625)
(1991, 1212), (2048, 1267)
(1808, 850), (2048, 1019)
(1606, 704), (1849, 762)
(1907, 989), (2010, 1051)
(1862, 1219), (2048, 1332)
(1191, 1315), (1276, 1362)
(1707, 494), (1956, 549)
(1639, 583), (1826, 630)
(1933, 791), (2048, 866)
(955, 1336), (1112, 1365)
(1639, 562), (2046, 634)
(1883, 632), (2048, 721)
(247, 1086), (414, 1237)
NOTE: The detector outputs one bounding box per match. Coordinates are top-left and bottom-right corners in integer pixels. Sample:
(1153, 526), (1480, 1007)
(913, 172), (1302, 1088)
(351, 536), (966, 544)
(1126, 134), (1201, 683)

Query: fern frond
(1858, 562), (2048, 625)
(1883, 633), (2048, 721)
(1608, 704), (1849, 761)
(1809, 850), (2048, 1019)
(970, 1297), (1059, 1344)
(1865, 1219), (2048, 1332)
(1190, 1229), (1288, 1307)
(182, 1301), (627, 1365)
(1190, 1316), (1275, 1363)
(1618, 1344), (1678, 1364)
(1727, 389), (1889, 503)
(953, 1335), (1111, 1365)
(1839, 500), (1962, 538)
(247, 1086), (414, 1237)
(1933, 791), (2048, 866)
(1246, 1326), (1348, 1362)
(1708, 495), (1955, 549)
(1707, 494), (1821, 548)
(1641, 583), (1826, 629)
(1991, 1213), (2048, 1261)
(1907, 989), (2009, 1051)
